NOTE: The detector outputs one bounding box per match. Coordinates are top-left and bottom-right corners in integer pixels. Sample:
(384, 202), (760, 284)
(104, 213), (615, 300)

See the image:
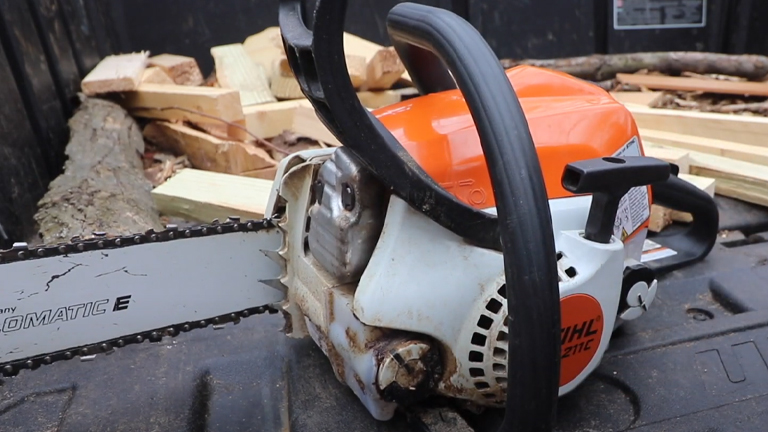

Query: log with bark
(33, 97), (164, 245)
(501, 52), (768, 82)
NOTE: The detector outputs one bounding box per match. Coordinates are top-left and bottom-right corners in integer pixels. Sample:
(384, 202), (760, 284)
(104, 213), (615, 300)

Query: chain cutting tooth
(261, 249), (286, 267)
(259, 278), (288, 293)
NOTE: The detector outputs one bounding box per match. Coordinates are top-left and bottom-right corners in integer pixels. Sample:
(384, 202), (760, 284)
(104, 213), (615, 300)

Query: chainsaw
(0, 1), (719, 430)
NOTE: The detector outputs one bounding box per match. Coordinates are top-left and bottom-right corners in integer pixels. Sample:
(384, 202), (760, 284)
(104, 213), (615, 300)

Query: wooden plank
(625, 104), (768, 149)
(211, 43), (276, 106)
(270, 59), (305, 100)
(243, 99), (308, 139)
(81, 52), (149, 95)
(610, 91), (663, 107)
(119, 83), (244, 124)
(243, 91), (396, 140)
(342, 32), (411, 83)
(242, 26), (285, 76)
(616, 73), (768, 97)
(148, 54), (204, 86)
(143, 121), (275, 175)
(641, 141), (691, 174)
(365, 47), (405, 90)
(292, 104), (341, 146)
(142, 67), (175, 84)
(686, 152), (768, 208)
(151, 168), (273, 222)
(357, 90), (401, 109)
(346, 54), (367, 89)
(240, 166), (278, 181)
(639, 129), (768, 166)
(646, 147), (768, 207)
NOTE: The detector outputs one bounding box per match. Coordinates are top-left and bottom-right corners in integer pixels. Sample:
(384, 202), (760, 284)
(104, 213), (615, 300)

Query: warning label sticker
(614, 0), (706, 30)
(612, 136), (651, 241)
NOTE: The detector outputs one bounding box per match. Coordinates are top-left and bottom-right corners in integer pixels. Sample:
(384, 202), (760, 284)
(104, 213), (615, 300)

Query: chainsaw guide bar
(0, 217), (283, 378)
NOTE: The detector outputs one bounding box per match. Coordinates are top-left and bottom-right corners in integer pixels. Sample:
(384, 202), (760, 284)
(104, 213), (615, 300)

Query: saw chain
(0, 217), (281, 378)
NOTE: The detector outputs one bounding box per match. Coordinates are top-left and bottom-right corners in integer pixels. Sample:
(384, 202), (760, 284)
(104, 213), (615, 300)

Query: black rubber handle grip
(385, 5), (561, 430)
(646, 174), (719, 273)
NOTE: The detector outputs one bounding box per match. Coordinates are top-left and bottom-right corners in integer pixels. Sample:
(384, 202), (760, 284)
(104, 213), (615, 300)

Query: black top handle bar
(278, 0), (561, 430)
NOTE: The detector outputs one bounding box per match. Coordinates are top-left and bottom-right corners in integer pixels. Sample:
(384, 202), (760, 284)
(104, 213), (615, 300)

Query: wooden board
(616, 73), (768, 97)
(641, 141), (691, 174)
(687, 152), (768, 208)
(243, 90), (398, 141)
(357, 90), (401, 109)
(142, 67), (175, 84)
(143, 121), (276, 174)
(646, 143), (768, 208)
(346, 54), (367, 89)
(243, 99), (308, 139)
(639, 129), (768, 166)
(625, 104), (768, 149)
(610, 91), (663, 107)
(119, 83), (245, 124)
(292, 104), (341, 146)
(148, 53), (204, 86)
(211, 43), (275, 106)
(242, 27), (285, 76)
(240, 166), (278, 180)
(151, 168), (273, 222)
(270, 59), (305, 100)
(81, 52), (148, 95)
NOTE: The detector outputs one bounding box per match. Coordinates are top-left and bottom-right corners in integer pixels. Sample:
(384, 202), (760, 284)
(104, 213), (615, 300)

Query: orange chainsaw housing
(373, 65), (646, 209)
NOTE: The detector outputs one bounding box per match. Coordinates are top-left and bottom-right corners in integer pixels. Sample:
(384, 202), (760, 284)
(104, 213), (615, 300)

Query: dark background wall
(0, 0), (763, 245)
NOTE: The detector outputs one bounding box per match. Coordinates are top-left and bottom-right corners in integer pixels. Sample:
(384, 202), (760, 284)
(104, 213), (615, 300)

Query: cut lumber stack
(73, 27), (416, 224)
(609, 67), (768, 232)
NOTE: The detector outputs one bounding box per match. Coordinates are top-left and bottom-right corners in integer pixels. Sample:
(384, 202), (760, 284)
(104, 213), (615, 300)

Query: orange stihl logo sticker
(559, 294), (604, 387)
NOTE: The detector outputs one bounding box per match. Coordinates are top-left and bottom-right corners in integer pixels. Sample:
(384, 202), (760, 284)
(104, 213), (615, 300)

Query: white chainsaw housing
(265, 148), (657, 421)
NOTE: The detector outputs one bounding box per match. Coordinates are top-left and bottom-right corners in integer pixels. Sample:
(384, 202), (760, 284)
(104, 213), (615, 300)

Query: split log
(148, 54), (204, 86)
(34, 97), (164, 245)
(81, 52), (149, 96)
(501, 52), (768, 82)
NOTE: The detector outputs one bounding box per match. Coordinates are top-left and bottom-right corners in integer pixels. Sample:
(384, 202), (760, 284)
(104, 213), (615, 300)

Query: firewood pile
(73, 28), (413, 224)
(70, 41), (768, 232)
